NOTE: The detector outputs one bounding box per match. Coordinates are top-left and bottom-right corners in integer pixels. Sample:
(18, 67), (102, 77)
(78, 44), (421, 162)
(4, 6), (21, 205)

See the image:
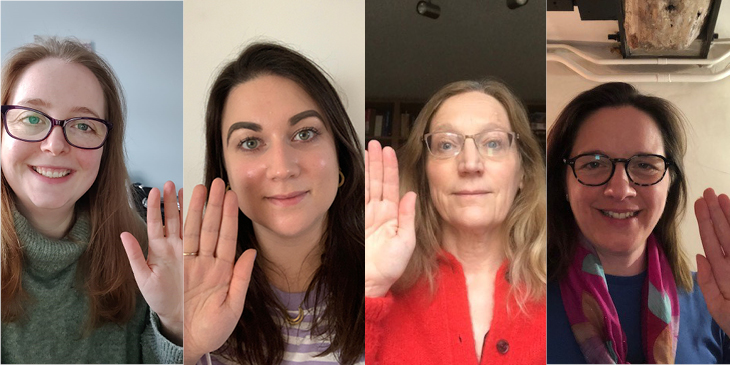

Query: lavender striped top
(198, 287), (363, 365)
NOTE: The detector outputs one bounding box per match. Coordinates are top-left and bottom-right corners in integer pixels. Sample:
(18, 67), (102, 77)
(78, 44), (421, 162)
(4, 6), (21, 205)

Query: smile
(600, 210), (639, 219)
(266, 191), (309, 207)
(32, 166), (72, 178)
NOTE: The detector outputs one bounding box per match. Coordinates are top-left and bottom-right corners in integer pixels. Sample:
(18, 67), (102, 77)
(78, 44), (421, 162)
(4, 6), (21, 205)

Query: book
(374, 115), (383, 137)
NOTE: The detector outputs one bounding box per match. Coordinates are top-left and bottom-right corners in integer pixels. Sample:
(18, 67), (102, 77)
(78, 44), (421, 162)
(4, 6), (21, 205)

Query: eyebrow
(225, 110), (324, 144)
(17, 98), (102, 119)
(572, 149), (660, 157)
(430, 122), (507, 133)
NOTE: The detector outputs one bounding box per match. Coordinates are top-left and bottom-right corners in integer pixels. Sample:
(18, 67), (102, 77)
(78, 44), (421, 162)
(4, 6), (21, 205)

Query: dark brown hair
(546, 82), (691, 290)
(1, 38), (147, 327)
(203, 42), (364, 364)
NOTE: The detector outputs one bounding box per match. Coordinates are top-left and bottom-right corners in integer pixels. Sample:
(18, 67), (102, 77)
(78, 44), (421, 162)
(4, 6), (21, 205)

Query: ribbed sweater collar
(13, 209), (90, 279)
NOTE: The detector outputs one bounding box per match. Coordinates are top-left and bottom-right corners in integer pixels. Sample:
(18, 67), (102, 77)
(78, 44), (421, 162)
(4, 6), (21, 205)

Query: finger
(382, 146), (400, 204)
(703, 188), (730, 255)
(146, 188), (164, 241)
(183, 184), (207, 255)
(177, 188), (184, 240)
(216, 190), (240, 261)
(199, 178), (226, 257)
(368, 140), (384, 202)
(397, 191), (417, 244)
(696, 254), (724, 312)
(719, 193), (730, 229)
(226, 249), (257, 314)
(163, 181), (181, 239)
(364, 149), (369, 204)
(121, 232), (151, 286)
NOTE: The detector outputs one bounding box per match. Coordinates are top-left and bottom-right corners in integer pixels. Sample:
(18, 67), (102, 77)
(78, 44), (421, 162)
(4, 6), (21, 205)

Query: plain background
(0, 1), (183, 190)
(183, 0), (365, 215)
(547, 2), (730, 269)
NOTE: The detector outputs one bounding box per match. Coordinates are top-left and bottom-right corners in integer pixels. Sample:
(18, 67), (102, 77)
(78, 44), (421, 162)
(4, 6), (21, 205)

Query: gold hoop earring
(338, 170), (345, 188)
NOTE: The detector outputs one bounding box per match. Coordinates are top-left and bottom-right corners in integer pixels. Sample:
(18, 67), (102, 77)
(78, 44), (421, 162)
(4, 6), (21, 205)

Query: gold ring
(182, 252), (199, 256)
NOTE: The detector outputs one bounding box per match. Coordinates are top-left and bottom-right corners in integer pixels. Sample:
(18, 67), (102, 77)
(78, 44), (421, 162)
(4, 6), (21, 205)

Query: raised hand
(695, 188), (730, 335)
(182, 178), (257, 365)
(121, 181), (184, 344)
(365, 140), (417, 298)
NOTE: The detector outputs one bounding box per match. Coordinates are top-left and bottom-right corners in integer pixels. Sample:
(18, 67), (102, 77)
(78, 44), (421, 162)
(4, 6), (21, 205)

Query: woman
(183, 43), (365, 365)
(365, 79), (547, 364)
(546, 82), (730, 363)
(0, 38), (183, 363)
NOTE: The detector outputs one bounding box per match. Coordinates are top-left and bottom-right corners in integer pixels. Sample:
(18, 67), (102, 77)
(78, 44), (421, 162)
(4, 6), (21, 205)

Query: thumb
(121, 232), (151, 287)
(397, 192), (417, 244)
(226, 249), (257, 314)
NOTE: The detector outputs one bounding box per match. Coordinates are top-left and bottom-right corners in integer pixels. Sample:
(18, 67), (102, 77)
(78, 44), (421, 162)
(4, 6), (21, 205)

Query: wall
(1, 1), (183, 190)
(183, 0), (365, 212)
(546, 63), (730, 270)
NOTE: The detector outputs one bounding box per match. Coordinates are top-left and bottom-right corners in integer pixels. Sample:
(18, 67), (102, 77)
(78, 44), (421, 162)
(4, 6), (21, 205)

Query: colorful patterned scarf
(559, 234), (679, 364)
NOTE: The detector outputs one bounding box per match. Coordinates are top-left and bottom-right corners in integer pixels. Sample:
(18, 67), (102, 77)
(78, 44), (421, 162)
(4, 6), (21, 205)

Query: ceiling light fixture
(416, 0), (440, 19)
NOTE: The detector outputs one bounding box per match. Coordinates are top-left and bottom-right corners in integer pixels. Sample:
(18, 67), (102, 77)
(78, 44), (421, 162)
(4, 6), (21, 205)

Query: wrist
(159, 315), (184, 346)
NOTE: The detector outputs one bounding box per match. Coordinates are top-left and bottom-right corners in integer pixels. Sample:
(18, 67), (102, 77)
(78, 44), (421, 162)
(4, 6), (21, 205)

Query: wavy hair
(1, 38), (147, 328)
(546, 82), (691, 291)
(203, 42), (364, 364)
(395, 79), (547, 308)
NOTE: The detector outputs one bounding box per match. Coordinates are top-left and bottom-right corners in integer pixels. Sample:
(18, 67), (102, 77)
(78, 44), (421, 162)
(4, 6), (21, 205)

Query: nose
(603, 163), (636, 200)
(265, 140), (300, 181)
(40, 126), (71, 155)
(456, 137), (484, 175)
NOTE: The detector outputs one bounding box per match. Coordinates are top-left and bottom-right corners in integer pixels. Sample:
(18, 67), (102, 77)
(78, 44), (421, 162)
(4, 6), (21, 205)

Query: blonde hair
(1, 38), (147, 328)
(395, 79), (546, 307)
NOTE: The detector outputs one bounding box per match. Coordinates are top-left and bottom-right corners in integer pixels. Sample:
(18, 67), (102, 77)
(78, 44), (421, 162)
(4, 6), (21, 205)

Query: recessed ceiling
(366, 0), (546, 105)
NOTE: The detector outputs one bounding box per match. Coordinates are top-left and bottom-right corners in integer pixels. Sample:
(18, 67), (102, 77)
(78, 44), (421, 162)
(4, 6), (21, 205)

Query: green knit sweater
(1, 210), (183, 364)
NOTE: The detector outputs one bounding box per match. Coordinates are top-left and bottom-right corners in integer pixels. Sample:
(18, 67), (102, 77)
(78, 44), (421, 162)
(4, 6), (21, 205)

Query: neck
(595, 244), (647, 277)
(16, 200), (75, 240)
(254, 217), (326, 293)
(441, 223), (505, 274)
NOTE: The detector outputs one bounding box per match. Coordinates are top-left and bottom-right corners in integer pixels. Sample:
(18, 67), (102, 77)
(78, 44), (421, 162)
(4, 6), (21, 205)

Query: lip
(265, 190), (309, 207)
(29, 165), (75, 183)
(596, 207), (642, 223)
(453, 190), (491, 196)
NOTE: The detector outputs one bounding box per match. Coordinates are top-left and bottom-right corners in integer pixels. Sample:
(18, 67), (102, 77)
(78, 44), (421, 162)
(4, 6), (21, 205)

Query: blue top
(547, 272), (730, 364)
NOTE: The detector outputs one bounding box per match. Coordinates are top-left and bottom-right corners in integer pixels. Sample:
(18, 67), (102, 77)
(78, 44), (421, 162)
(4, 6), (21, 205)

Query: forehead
(221, 74), (322, 129)
(429, 91), (511, 133)
(10, 58), (105, 117)
(572, 106), (665, 156)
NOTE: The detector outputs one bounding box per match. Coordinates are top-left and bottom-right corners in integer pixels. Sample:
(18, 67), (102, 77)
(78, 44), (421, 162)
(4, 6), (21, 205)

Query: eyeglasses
(1, 105), (112, 150)
(423, 130), (519, 159)
(563, 153), (673, 186)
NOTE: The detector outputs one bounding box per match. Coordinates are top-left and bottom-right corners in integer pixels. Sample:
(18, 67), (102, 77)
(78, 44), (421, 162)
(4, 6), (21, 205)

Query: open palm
(183, 179), (256, 365)
(695, 188), (730, 335)
(365, 140), (417, 298)
(121, 181), (184, 344)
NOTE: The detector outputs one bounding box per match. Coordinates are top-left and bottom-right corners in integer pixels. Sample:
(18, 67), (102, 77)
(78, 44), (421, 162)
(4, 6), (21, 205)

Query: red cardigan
(365, 252), (546, 365)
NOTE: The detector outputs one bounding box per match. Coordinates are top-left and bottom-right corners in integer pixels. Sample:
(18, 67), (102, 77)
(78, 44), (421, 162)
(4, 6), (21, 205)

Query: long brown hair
(203, 42), (364, 364)
(1, 38), (147, 328)
(546, 82), (692, 291)
(396, 79), (547, 308)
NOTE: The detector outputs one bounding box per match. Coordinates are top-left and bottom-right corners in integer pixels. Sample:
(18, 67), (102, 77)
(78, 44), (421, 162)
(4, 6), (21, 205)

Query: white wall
(183, 0), (365, 212)
(1, 1), (183, 190)
(547, 64), (730, 270)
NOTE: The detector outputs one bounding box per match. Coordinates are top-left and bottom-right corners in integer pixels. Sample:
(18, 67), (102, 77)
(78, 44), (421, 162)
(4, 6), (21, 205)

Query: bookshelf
(365, 99), (546, 155)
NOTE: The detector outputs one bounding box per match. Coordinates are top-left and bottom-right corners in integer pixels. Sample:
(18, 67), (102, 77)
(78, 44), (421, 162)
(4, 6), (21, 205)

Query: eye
(293, 127), (320, 142)
(239, 137), (262, 150)
(485, 139), (503, 150)
(74, 122), (92, 132)
(438, 141), (454, 151)
(26, 115), (41, 125)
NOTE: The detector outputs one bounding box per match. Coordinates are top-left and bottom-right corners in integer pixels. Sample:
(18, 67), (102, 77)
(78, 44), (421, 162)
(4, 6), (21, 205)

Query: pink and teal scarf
(559, 234), (680, 364)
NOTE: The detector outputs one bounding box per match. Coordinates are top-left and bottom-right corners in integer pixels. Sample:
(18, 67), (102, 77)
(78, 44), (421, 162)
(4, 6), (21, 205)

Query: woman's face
(566, 106), (670, 259)
(426, 91), (522, 233)
(1, 58), (105, 216)
(221, 74), (339, 240)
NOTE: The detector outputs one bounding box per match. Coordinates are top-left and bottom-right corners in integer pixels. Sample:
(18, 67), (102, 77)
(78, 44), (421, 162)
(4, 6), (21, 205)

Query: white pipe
(546, 53), (730, 82)
(547, 43), (730, 66)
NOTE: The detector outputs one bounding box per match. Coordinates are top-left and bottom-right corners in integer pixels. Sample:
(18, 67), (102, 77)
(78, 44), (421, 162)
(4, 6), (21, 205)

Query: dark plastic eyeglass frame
(563, 153), (673, 187)
(1, 105), (112, 150)
(422, 131), (519, 159)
